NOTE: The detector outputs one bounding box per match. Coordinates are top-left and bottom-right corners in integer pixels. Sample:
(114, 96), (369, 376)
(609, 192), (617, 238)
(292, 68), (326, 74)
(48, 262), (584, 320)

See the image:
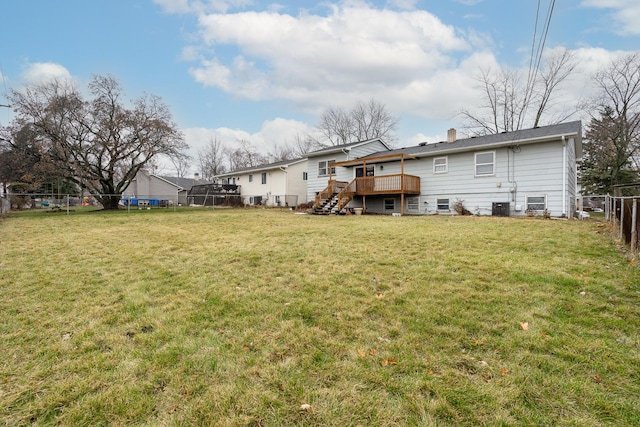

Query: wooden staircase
(313, 180), (356, 214)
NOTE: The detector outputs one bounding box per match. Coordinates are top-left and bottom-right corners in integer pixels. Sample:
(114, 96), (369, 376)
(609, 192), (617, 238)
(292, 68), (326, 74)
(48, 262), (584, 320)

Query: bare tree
(198, 136), (226, 180)
(225, 139), (268, 171)
(460, 48), (577, 135)
(317, 106), (353, 146)
(168, 152), (192, 178)
(269, 142), (297, 162)
(316, 99), (398, 146)
(351, 98), (399, 143)
(8, 75), (187, 209)
(291, 132), (319, 156)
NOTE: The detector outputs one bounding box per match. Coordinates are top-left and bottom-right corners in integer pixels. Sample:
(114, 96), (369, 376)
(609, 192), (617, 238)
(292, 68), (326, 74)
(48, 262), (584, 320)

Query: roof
(360, 121), (582, 162)
(215, 157), (307, 177)
(306, 138), (391, 157)
(157, 176), (209, 190)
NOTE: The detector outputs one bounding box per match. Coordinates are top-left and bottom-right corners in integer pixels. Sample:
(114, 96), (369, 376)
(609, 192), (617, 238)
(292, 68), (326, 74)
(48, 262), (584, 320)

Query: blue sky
(1, 0), (639, 174)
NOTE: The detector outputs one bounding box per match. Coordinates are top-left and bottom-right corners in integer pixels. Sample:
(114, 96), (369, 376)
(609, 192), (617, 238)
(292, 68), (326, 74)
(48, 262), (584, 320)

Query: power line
(520, 0), (556, 130)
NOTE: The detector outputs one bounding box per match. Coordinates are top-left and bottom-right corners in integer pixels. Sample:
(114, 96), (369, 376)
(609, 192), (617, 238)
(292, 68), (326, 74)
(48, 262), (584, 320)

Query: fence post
(619, 198), (624, 241)
(632, 198), (638, 253)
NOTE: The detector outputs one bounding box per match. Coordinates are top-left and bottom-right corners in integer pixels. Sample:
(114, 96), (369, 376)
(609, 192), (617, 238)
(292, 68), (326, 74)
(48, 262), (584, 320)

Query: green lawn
(1, 208), (639, 426)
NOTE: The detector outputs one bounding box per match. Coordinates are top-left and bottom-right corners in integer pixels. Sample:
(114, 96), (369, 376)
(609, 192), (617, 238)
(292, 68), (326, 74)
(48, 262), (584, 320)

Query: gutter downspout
(562, 135), (567, 217)
(280, 166), (287, 207)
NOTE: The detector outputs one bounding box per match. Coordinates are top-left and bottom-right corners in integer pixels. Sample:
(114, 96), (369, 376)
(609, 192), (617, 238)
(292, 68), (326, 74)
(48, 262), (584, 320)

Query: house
(313, 121), (582, 217)
(124, 169), (206, 206)
(215, 157), (309, 207)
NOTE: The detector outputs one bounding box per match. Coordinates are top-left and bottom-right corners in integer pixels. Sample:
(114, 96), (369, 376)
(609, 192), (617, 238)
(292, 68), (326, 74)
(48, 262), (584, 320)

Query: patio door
(355, 166), (375, 178)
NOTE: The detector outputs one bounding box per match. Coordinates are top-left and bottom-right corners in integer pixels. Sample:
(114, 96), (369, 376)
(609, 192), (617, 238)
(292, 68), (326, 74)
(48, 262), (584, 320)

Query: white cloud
(183, 117), (313, 160)
(22, 62), (73, 86)
(186, 3), (477, 122)
(580, 0), (640, 36)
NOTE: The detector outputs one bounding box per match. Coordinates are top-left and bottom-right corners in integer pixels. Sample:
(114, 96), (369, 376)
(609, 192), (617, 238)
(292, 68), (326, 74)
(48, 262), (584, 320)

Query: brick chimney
(447, 128), (457, 143)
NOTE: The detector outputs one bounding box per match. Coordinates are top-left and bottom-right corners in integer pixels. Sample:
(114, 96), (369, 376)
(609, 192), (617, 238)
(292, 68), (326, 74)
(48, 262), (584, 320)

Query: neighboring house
(313, 121), (582, 217)
(124, 169), (206, 206)
(215, 157), (309, 207)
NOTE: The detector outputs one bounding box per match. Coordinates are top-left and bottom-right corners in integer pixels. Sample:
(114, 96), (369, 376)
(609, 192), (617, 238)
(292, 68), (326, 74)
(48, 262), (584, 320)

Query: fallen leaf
(380, 359), (389, 366)
(630, 260), (636, 266)
(376, 292), (385, 299)
(519, 322), (529, 331)
(593, 375), (603, 383)
(357, 349), (366, 358)
(389, 358), (397, 365)
(427, 369), (434, 375)
(540, 332), (549, 338)
(500, 368), (509, 376)
(300, 404), (312, 411)
(369, 348), (378, 356)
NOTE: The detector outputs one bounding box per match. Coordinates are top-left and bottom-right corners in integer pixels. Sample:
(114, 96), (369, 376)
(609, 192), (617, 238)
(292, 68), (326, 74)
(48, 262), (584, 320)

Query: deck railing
(314, 180), (349, 207)
(355, 174), (420, 195)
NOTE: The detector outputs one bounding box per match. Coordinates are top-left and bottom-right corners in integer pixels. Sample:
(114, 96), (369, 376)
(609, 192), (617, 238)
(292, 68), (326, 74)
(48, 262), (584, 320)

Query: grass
(1, 208), (639, 426)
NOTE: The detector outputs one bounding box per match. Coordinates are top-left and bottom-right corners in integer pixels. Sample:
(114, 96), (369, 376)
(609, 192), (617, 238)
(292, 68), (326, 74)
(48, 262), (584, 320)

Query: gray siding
(306, 140), (390, 202)
(359, 139), (574, 217)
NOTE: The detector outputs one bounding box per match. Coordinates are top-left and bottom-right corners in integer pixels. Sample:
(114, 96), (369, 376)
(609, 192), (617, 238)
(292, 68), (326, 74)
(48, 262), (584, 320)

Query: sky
(1, 0), (639, 175)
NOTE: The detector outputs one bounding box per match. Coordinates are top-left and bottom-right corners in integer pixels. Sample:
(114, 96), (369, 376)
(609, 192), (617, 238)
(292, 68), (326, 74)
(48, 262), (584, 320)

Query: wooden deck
(352, 174), (420, 195)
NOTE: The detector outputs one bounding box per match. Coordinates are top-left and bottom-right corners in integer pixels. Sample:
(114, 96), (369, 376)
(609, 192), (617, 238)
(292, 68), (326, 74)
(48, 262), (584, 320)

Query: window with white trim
(384, 198), (395, 211)
(433, 156), (448, 174)
(407, 197), (419, 211)
(248, 174), (253, 183)
(261, 172), (267, 184)
(318, 160), (336, 177)
(303, 172), (308, 181)
(526, 195), (546, 211)
(437, 198), (450, 210)
(475, 151), (495, 176)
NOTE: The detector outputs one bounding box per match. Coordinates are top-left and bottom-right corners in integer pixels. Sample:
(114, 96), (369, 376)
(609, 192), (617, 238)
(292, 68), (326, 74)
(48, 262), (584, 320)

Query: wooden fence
(608, 196), (640, 252)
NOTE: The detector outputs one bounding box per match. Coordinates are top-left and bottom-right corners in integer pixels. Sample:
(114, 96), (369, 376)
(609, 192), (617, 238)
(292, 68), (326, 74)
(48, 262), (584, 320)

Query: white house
(313, 121), (582, 217)
(215, 158), (309, 207)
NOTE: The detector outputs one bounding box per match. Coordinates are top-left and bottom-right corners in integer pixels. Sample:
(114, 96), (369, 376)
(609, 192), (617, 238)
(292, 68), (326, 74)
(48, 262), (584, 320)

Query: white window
(318, 160), (336, 177)
(384, 198), (395, 211)
(437, 198), (450, 210)
(261, 172), (267, 184)
(248, 174), (253, 183)
(433, 156), (448, 174)
(407, 197), (419, 211)
(475, 151), (495, 176)
(303, 172), (308, 181)
(526, 195), (546, 211)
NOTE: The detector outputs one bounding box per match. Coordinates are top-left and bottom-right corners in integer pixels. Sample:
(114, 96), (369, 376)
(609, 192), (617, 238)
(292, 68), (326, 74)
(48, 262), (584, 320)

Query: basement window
(526, 195), (546, 211)
(437, 198), (450, 211)
(407, 197), (419, 211)
(384, 198), (395, 211)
